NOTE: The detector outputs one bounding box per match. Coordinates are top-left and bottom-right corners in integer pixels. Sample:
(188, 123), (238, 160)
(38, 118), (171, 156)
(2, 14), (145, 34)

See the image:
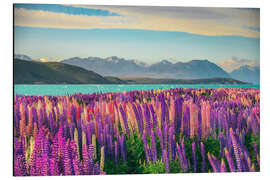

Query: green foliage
(124, 133), (145, 174)
(102, 132), (259, 174)
(200, 92), (211, 97)
(169, 160), (182, 173)
(200, 136), (221, 172)
(104, 160), (129, 174)
(143, 160), (166, 174)
(203, 136), (220, 157)
(245, 133), (260, 170)
(143, 159), (182, 174)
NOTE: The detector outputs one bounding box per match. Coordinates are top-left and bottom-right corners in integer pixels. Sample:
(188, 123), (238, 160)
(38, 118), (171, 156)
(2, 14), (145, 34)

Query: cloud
(14, 5), (260, 38)
(14, 4), (120, 17)
(217, 57), (259, 72)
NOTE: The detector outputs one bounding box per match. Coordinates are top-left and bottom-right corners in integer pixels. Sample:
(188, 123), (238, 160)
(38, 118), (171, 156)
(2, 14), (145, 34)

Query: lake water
(14, 84), (260, 96)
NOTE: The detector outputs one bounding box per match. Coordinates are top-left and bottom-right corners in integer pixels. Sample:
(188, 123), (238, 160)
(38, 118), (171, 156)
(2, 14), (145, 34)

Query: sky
(14, 4), (260, 71)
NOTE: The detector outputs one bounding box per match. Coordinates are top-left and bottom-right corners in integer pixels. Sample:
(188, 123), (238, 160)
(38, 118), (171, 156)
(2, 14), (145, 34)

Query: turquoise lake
(14, 84), (260, 96)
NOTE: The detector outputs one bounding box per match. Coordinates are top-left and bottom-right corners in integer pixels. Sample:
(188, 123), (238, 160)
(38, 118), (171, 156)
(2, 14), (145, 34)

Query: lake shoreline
(14, 84), (260, 96)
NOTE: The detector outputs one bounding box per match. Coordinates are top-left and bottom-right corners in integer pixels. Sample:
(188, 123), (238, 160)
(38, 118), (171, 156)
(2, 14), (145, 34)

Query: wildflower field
(13, 88), (260, 176)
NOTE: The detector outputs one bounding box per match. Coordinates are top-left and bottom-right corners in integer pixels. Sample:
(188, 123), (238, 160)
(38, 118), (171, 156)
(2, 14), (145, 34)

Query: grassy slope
(14, 59), (111, 84)
(119, 77), (248, 84)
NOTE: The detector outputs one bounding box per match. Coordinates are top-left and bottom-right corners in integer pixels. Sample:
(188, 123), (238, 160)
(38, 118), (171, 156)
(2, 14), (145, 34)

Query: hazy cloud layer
(218, 57), (259, 72)
(14, 5), (260, 38)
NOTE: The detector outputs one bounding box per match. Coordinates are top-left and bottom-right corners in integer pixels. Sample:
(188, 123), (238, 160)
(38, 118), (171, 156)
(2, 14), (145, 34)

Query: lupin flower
(208, 153), (219, 172)
(64, 143), (72, 175)
(114, 141), (118, 163)
(100, 146), (105, 173)
(192, 142), (197, 172)
(220, 159), (227, 172)
(72, 156), (82, 175)
(14, 88), (260, 176)
(224, 148), (235, 172)
(119, 134), (127, 162)
(163, 149), (170, 173)
(82, 144), (90, 174)
(200, 142), (206, 172)
(230, 128), (242, 172)
(92, 134), (97, 160)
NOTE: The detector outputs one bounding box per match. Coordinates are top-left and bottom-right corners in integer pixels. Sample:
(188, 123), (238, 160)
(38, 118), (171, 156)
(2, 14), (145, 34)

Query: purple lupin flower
(176, 143), (187, 172)
(163, 124), (168, 154)
(108, 134), (113, 159)
(88, 144), (94, 161)
(93, 162), (101, 175)
(183, 106), (190, 136)
(150, 130), (157, 162)
(241, 146), (252, 171)
(192, 142), (197, 172)
(14, 154), (28, 176)
(132, 103), (143, 134)
(82, 144), (90, 174)
(41, 153), (50, 176)
(119, 105), (130, 136)
(142, 131), (149, 163)
(136, 104), (144, 134)
(163, 149), (170, 173)
(72, 156), (82, 175)
(120, 134), (127, 162)
(181, 141), (189, 171)
(171, 135), (176, 160)
(35, 157), (43, 176)
(208, 153), (219, 172)
(219, 132), (225, 158)
(220, 159), (227, 172)
(200, 142), (206, 173)
(161, 99), (166, 131)
(224, 148), (236, 172)
(240, 152), (248, 172)
(114, 141), (118, 163)
(168, 127), (173, 160)
(257, 154), (260, 168)
(51, 136), (59, 161)
(143, 103), (151, 135)
(230, 128), (242, 172)
(149, 104), (157, 129)
(64, 143), (72, 175)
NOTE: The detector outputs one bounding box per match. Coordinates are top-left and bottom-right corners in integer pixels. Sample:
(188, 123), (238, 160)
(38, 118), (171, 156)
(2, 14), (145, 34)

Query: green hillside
(120, 77), (248, 84)
(14, 59), (111, 84)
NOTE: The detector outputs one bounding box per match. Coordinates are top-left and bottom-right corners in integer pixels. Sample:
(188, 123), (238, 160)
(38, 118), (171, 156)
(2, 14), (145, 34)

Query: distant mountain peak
(238, 65), (259, 71)
(218, 58), (259, 73)
(61, 56), (230, 80)
(160, 60), (172, 64)
(190, 59), (210, 63)
(230, 65), (260, 84)
(106, 56), (119, 60)
(131, 59), (148, 66)
(14, 54), (32, 61)
(106, 56), (121, 63)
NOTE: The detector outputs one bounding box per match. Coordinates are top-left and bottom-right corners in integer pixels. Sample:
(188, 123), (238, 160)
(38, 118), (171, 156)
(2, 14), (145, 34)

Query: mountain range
(230, 65), (260, 84)
(14, 54), (260, 84)
(14, 58), (248, 85)
(61, 56), (230, 79)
